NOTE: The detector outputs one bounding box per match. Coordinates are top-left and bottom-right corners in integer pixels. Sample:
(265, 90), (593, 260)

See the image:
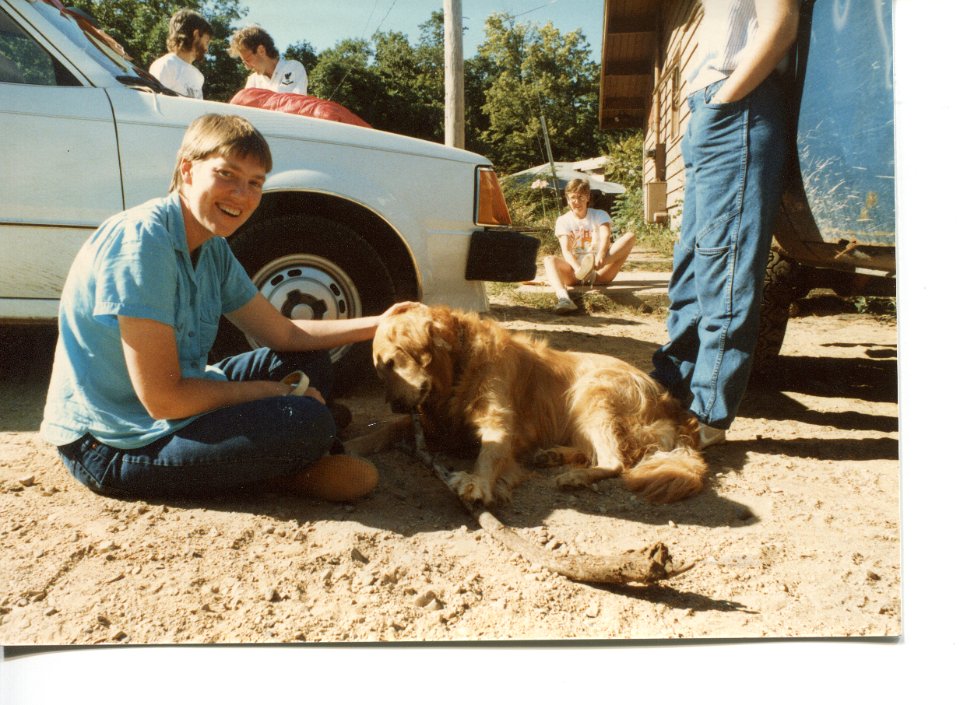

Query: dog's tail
(622, 445), (708, 504)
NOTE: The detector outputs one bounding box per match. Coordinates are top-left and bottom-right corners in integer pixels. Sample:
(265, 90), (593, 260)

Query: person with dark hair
(229, 25), (307, 95)
(148, 9), (213, 98)
(42, 114), (408, 502)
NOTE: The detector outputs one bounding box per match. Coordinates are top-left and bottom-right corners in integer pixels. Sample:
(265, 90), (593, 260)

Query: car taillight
(475, 167), (512, 226)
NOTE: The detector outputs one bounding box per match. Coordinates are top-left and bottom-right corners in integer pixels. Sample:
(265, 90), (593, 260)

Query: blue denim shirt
(41, 194), (257, 449)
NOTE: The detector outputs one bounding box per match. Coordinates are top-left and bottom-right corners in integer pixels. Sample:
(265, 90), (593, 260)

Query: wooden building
(600, 0), (702, 227)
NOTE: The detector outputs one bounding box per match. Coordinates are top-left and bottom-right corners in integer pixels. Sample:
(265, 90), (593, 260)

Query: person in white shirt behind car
(228, 25), (307, 95)
(41, 113), (409, 502)
(543, 178), (635, 315)
(148, 9), (212, 99)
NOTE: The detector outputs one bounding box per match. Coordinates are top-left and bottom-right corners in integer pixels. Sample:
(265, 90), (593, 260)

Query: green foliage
(852, 296), (897, 316)
(472, 13), (601, 173)
(601, 131), (678, 257)
(499, 176), (562, 254)
(309, 38), (378, 113)
(603, 131), (646, 233)
(307, 15), (445, 141)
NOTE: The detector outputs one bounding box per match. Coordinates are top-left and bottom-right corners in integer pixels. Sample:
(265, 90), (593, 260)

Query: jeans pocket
(703, 79), (747, 113)
(694, 243), (734, 315)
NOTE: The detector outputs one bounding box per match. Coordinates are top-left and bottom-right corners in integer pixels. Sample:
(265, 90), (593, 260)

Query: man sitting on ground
(543, 178), (635, 314)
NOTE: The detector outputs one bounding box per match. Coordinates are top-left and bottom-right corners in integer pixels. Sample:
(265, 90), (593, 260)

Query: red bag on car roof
(229, 88), (371, 128)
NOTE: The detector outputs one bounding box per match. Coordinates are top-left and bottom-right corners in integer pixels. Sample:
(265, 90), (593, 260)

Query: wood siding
(601, 1), (719, 225)
(599, 0), (658, 130)
(642, 1), (701, 226)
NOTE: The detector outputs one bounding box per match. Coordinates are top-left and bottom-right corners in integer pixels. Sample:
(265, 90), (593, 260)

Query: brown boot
(282, 455), (379, 502)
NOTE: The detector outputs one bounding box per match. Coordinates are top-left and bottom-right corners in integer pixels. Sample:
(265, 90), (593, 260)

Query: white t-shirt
(244, 57), (308, 94)
(149, 53), (204, 99)
(554, 208), (612, 260)
(687, 0), (787, 94)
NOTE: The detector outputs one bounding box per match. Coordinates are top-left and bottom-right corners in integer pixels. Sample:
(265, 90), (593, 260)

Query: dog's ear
(428, 307), (460, 353)
(384, 301), (426, 319)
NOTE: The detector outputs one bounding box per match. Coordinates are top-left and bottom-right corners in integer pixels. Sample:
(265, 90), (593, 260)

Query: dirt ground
(0, 271), (900, 644)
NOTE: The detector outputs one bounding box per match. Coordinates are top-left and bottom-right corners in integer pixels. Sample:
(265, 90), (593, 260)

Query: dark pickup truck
(756, 0), (896, 370)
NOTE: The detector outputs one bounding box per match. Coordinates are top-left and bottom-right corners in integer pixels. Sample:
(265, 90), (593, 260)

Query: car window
(30, 0), (163, 91)
(0, 6), (76, 85)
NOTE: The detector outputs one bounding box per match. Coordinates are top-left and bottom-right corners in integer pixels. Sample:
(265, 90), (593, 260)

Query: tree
(307, 22), (444, 140)
(370, 28), (442, 141)
(602, 131), (648, 235)
(472, 13), (601, 173)
(308, 38), (382, 123)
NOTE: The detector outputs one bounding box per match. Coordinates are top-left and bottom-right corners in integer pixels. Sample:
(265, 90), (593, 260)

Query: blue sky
(238, 0), (604, 60)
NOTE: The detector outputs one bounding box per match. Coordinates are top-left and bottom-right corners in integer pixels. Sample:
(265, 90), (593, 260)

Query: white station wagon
(0, 0), (537, 380)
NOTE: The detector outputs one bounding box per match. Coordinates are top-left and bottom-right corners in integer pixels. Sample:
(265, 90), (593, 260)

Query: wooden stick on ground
(402, 415), (696, 585)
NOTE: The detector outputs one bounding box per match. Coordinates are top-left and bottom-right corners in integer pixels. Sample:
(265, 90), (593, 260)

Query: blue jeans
(652, 76), (788, 429)
(58, 348), (339, 498)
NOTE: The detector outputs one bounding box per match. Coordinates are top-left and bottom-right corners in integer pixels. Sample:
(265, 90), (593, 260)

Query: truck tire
(753, 248), (803, 377)
(213, 214), (396, 392)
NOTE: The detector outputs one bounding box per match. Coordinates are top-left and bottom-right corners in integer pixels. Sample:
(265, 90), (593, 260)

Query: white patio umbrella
(509, 162), (626, 195)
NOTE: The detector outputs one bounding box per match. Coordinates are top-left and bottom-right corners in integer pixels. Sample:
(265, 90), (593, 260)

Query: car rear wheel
(213, 214), (396, 392)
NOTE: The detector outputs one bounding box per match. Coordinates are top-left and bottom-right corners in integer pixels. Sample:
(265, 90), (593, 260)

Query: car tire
(212, 214), (396, 393)
(752, 248), (804, 378)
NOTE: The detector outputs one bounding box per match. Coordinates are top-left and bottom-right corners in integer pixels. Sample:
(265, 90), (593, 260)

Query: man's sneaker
(698, 422), (727, 449)
(574, 253), (595, 281)
(554, 297), (578, 314)
(283, 455), (379, 502)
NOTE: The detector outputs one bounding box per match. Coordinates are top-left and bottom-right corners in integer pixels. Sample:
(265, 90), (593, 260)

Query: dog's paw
(493, 473), (522, 504)
(555, 468), (593, 490)
(533, 449), (564, 468)
(449, 471), (495, 506)
(533, 448), (590, 468)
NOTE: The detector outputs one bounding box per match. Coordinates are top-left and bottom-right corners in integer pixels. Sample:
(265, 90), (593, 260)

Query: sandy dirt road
(0, 280), (899, 644)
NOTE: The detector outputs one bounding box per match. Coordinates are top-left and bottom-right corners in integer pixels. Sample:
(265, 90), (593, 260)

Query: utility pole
(444, 0), (465, 148)
(540, 113), (562, 212)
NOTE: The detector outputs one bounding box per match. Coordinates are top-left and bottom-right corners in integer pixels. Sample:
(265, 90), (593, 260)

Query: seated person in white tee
(229, 25), (308, 95)
(148, 9), (212, 99)
(543, 178), (635, 314)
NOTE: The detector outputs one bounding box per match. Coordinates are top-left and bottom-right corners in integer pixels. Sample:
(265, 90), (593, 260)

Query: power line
(513, 0), (560, 18)
(328, 0), (399, 100)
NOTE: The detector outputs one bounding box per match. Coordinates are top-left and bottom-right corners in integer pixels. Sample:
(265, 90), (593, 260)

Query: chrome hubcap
(251, 254), (362, 363)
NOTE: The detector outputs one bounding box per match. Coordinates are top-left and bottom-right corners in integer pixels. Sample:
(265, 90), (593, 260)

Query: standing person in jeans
(148, 9), (213, 99)
(651, 0), (799, 448)
(41, 113), (407, 502)
(228, 26), (308, 95)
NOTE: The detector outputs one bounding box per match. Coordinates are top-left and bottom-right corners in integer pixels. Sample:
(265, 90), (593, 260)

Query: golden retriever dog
(346, 304), (708, 507)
